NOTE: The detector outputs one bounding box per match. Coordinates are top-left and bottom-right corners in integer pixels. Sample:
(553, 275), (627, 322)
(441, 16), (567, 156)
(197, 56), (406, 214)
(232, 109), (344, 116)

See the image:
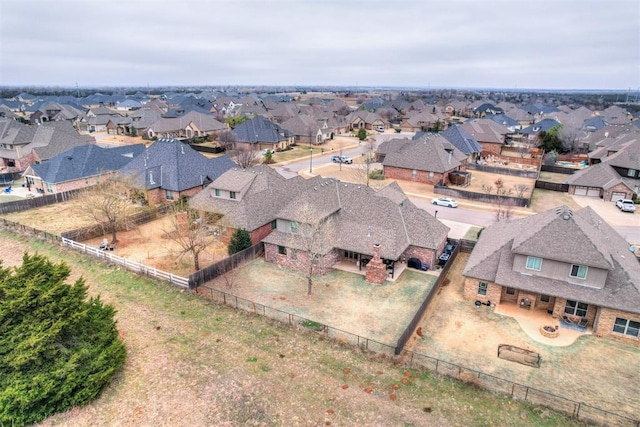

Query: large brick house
(120, 138), (236, 205)
(188, 165), (450, 281)
(463, 205), (640, 346)
(23, 143), (144, 194)
(460, 119), (510, 155)
(565, 132), (640, 201)
(377, 135), (468, 186)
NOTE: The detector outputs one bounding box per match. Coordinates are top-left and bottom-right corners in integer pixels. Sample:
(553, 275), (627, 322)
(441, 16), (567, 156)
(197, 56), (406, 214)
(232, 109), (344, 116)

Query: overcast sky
(1, 0), (638, 90)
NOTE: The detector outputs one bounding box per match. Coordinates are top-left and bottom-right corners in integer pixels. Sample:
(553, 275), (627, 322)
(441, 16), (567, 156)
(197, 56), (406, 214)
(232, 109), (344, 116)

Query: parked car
(407, 257), (429, 271)
(331, 155), (353, 164)
(444, 243), (455, 255)
(432, 197), (458, 208)
(616, 199), (636, 212)
(374, 125), (385, 132)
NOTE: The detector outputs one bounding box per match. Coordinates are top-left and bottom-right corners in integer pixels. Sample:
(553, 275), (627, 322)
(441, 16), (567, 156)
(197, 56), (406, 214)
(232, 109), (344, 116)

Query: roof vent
(555, 207), (574, 220)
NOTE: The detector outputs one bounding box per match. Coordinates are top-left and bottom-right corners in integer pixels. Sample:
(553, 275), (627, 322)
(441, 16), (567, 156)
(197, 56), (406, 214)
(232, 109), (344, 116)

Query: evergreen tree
(0, 253), (126, 426)
(228, 228), (252, 255)
(357, 128), (367, 141)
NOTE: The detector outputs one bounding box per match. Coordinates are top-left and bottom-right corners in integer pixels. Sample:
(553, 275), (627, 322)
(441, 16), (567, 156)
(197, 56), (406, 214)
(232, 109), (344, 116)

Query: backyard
(412, 253), (640, 422)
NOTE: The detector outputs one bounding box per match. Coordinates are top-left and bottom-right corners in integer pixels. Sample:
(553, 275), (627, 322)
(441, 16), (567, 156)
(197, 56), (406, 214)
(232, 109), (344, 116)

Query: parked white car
(615, 199), (636, 212)
(432, 197), (459, 208)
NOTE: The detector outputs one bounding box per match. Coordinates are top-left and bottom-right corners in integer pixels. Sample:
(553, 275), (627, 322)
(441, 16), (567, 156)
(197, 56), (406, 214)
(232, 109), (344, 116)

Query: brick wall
(250, 222), (274, 245)
(593, 307), (640, 346)
(603, 182), (633, 201)
(147, 185), (205, 206)
(463, 277), (501, 305)
(551, 297), (596, 326)
(264, 243), (339, 275)
(479, 142), (502, 155)
(383, 166), (444, 186)
(401, 245), (438, 270)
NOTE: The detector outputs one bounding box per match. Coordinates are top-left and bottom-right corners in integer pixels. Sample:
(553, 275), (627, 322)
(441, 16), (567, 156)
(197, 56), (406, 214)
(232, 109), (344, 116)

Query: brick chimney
(365, 243), (387, 285)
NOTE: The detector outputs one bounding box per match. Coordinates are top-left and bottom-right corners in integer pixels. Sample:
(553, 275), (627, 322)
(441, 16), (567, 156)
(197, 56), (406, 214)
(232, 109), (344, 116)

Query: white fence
(61, 237), (190, 289)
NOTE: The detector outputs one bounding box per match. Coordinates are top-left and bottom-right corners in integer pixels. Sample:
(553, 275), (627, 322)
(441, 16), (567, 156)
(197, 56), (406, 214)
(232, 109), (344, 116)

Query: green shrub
(368, 169), (385, 180)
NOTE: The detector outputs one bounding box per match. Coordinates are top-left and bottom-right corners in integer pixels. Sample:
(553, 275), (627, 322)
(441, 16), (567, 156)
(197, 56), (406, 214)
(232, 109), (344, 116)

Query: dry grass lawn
(0, 232), (578, 427)
(412, 253), (640, 422)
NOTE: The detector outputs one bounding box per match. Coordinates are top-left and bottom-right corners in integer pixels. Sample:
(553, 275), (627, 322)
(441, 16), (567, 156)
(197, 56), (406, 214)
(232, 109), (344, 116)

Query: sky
(1, 0), (638, 90)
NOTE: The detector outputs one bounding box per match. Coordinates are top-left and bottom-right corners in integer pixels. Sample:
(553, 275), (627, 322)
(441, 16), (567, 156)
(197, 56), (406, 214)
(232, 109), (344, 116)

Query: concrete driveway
(571, 195), (639, 226)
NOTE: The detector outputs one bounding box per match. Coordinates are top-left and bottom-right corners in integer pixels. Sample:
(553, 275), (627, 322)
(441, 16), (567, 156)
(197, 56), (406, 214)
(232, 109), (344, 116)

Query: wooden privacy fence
(61, 204), (174, 241)
(540, 164), (577, 175)
(189, 242), (264, 288)
(535, 180), (569, 192)
(0, 189), (80, 215)
(434, 184), (531, 208)
(466, 163), (540, 179)
(395, 240), (461, 354)
(1, 218), (61, 243)
(61, 237), (189, 288)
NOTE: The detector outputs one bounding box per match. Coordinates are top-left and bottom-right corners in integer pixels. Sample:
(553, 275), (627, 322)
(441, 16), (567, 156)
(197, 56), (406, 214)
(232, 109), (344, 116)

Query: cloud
(1, 0), (638, 89)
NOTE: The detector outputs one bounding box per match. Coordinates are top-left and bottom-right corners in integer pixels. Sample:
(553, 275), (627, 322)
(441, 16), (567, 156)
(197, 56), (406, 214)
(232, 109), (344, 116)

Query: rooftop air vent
(555, 207), (574, 220)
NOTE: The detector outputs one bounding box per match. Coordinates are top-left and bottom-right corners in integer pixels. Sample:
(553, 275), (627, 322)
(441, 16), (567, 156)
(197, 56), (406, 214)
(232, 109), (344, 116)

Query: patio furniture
(3, 186), (11, 194)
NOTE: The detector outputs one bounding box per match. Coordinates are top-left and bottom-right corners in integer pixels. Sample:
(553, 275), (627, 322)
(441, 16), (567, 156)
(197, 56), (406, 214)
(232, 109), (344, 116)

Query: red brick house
(120, 138), (236, 205)
(463, 205), (640, 346)
(189, 165), (450, 282)
(377, 135), (468, 186)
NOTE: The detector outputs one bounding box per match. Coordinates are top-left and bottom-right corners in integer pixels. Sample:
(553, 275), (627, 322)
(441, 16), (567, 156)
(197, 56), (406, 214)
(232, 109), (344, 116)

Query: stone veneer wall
(264, 243), (340, 275)
(592, 307), (640, 346)
(463, 277), (502, 305)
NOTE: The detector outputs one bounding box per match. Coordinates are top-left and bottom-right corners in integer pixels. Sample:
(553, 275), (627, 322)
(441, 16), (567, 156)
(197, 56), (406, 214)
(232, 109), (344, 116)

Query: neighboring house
(189, 165), (450, 281)
(115, 99), (143, 111)
(120, 138), (236, 205)
(483, 114), (521, 132)
(280, 114), (334, 144)
(107, 107), (163, 136)
(599, 105), (632, 126)
(439, 126), (483, 161)
(0, 118), (94, 173)
(460, 119), (510, 155)
(565, 132), (640, 200)
(146, 111), (227, 140)
(519, 118), (561, 140)
(402, 111), (444, 132)
(473, 103), (504, 117)
(29, 102), (84, 125)
(22, 144), (144, 194)
(346, 111), (386, 131)
(377, 135), (467, 186)
(231, 115), (294, 152)
(463, 205), (640, 347)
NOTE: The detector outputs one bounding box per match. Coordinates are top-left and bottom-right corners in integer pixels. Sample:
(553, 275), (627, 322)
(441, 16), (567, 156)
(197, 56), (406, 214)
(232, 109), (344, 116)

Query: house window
(429, 171), (434, 179)
(291, 248), (297, 260)
(215, 188), (221, 197)
(627, 169), (637, 178)
(278, 245), (287, 255)
(230, 191), (236, 199)
(478, 282), (488, 296)
(570, 264), (587, 279)
(525, 256), (542, 271)
(46, 183), (53, 193)
(411, 169), (417, 178)
(165, 190), (174, 200)
(505, 287), (516, 295)
(291, 221), (298, 233)
(564, 300), (588, 317)
(613, 318), (640, 337)
(85, 178), (89, 185)
(540, 294), (551, 303)
(271, 220), (277, 230)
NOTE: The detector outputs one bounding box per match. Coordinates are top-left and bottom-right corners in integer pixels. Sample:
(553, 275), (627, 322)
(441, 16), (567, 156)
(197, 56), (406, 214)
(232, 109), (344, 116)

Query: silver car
(432, 197), (459, 208)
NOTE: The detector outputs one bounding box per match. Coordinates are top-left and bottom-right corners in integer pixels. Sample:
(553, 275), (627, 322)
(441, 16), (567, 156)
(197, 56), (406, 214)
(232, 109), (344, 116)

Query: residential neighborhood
(1, 86), (639, 426)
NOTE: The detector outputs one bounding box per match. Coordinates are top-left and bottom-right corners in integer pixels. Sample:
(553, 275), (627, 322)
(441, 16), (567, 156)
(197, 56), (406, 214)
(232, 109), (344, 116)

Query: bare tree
(217, 130), (236, 152)
(558, 124), (586, 155)
(229, 146), (261, 169)
(165, 206), (217, 271)
(336, 105), (351, 116)
(288, 202), (336, 296)
(494, 178), (514, 221)
(513, 183), (530, 199)
(349, 139), (377, 187)
(79, 173), (137, 243)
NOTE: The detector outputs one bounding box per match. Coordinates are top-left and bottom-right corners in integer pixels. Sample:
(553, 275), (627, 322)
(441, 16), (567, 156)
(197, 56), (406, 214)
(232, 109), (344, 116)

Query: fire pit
(540, 325), (559, 338)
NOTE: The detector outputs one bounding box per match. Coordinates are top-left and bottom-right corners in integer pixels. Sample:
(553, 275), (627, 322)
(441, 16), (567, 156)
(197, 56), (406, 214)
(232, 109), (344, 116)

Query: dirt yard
(412, 253), (640, 421)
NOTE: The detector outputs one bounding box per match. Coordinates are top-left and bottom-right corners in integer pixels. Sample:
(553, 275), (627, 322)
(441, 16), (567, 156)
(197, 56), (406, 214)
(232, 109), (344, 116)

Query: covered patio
(332, 259), (442, 283)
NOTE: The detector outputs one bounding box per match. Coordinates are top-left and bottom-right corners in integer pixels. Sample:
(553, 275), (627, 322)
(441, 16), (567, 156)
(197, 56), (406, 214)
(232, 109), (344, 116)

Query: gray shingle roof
(26, 144), (144, 184)
(440, 125), (483, 155)
(463, 205), (640, 314)
(121, 138), (236, 191)
(232, 116), (290, 144)
(379, 135), (467, 173)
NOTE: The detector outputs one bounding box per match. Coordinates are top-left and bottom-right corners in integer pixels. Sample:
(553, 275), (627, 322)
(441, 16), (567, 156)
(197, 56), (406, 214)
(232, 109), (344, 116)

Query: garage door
(611, 192), (626, 202)
(586, 187), (601, 197)
(574, 186), (587, 196)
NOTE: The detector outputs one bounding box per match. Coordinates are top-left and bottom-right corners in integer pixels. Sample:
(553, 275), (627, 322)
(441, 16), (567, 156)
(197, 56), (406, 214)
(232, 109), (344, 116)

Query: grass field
(0, 231), (580, 427)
